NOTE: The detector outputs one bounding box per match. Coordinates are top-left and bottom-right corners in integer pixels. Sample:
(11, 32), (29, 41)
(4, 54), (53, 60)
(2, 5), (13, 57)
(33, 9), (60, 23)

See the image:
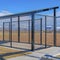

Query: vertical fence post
(31, 13), (35, 51)
(10, 17), (12, 48)
(45, 16), (47, 48)
(3, 22), (4, 41)
(40, 18), (42, 45)
(9, 22), (10, 42)
(28, 20), (30, 43)
(18, 16), (20, 42)
(54, 9), (56, 46)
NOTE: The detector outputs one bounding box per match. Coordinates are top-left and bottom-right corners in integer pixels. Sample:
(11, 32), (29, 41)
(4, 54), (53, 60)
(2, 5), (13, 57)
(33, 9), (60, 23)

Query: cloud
(0, 10), (60, 31)
(51, 11), (60, 16)
(0, 26), (2, 28)
(0, 10), (31, 20)
(0, 10), (31, 30)
(56, 11), (60, 16)
(20, 16), (31, 20)
(0, 10), (12, 16)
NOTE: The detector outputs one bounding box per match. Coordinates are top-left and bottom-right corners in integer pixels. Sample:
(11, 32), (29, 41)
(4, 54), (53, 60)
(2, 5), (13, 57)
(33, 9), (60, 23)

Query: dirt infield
(0, 31), (60, 46)
(0, 46), (32, 59)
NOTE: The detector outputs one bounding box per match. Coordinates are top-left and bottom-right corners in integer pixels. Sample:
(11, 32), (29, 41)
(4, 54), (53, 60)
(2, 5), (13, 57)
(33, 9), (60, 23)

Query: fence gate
(1, 22), (11, 47)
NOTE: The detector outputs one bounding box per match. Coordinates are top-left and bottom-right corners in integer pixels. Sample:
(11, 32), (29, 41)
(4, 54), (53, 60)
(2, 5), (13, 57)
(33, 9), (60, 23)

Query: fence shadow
(0, 41), (9, 44)
(0, 50), (31, 60)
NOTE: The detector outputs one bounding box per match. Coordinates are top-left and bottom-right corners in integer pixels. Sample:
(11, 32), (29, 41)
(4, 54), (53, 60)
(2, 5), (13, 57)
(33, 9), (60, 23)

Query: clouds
(0, 10), (12, 16)
(51, 11), (60, 16)
(56, 11), (60, 16)
(0, 10), (31, 30)
(20, 16), (31, 20)
(0, 10), (60, 31)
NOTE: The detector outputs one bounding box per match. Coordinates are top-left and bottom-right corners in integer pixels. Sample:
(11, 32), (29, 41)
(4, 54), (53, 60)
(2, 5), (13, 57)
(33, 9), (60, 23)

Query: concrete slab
(7, 56), (39, 60)
(0, 42), (45, 50)
(7, 47), (60, 60)
(35, 47), (60, 56)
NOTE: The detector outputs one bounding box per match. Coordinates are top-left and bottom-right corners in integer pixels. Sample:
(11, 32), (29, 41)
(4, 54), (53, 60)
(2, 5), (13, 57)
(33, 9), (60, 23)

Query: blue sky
(0, 0), (60, 13)
(0, 0), (60, 30)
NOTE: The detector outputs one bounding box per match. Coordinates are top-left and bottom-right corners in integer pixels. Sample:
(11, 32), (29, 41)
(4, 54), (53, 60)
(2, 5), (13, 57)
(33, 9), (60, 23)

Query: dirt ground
(0, 31), (60, 46)
(0, 46), (31, 59)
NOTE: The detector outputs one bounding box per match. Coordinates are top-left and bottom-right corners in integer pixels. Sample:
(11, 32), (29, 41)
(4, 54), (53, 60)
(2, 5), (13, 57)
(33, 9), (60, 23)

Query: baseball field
(0, 31), (60, 46)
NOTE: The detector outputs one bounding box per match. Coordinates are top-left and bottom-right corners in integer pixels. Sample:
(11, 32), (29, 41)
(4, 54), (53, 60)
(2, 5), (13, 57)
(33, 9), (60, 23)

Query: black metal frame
(54, 9), (56, 46)
(45, 16), (47, 48)
(18, 16), (20, 43)
(3, 22), (10, 41)
(3, 22), (4, 41)
(10, 17), (12, 48)
(0, 6), (59, 51)
(40, 18), (42, 45)
(28, 20), (30, 43)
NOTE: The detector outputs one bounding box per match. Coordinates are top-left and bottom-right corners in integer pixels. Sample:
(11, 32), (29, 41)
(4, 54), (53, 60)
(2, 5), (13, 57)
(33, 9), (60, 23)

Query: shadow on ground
(0, 50), (31, 60)
(0, 57), (5, 60)
(0, 41), (9, 44)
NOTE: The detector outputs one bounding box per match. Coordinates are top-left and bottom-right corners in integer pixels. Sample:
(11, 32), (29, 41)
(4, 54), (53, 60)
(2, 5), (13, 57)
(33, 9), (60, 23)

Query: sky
(0, 0), (60, 15)
(0, 0), (60, 30)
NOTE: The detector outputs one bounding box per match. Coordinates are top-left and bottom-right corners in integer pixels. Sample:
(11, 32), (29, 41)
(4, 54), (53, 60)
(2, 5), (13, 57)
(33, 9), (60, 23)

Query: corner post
(18, 16), (20, 42)
(10, 17), (12, 48)
(45, 16), (47, 48)
(28, 20), (30, 43)
(3, 22), (4, 41)
(40, 18), (42, 45)
(31, 13), (35, 51)
(53, 8), (56, 46)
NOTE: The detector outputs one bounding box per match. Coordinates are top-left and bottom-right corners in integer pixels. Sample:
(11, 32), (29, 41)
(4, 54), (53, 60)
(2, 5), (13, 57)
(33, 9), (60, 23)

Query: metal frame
(54, 9), (56, 46)
(28, 20), (30, 43)
(31, 14), (35, 51)
(10, 17), (12, 48)
(40, 18), (42, 45)
(3, 22), (10, 41)
(3, 22), (4, 41)
(0, 6), (59, 51)
(18, 16), (20, 42)
(45, 16), (47, 48)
